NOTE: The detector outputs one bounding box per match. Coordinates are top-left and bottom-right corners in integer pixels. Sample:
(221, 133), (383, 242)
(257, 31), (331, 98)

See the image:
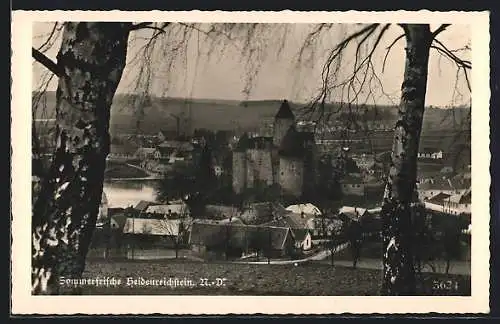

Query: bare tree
(157, 207), (192, 259)
(32, 22), (470, 295)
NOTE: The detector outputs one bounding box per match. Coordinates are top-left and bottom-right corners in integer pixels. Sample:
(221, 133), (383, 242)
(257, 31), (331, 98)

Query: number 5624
(432, 280), (459, 291)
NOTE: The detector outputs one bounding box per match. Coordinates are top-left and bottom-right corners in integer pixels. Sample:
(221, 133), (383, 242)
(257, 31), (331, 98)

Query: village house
(134, 200), (158, 213)
(340, 174), (365, 196)
(285, 203), (322, 217)
(188, 222), (295, 259)
(351, 154), (376, 171)
(291, 229), (312, 251)
(263, 211), (315, 231)
(337, 206), (369, 222)
(443, 189), (471, 215)
(108, 144), (137, 161)
(157, 129), (180, 143)
(144, 202), (190, 219)
(239, 201), (289, 225)
(122, 216), (190, 249)
(134, 147), (160, 161)
(204, 205), (241, 220)
(417, 177), (471, 201)
(418, 148), (444, 160)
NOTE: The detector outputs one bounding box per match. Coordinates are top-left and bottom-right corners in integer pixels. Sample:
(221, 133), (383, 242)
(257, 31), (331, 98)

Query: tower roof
(275, 100), (295, 120)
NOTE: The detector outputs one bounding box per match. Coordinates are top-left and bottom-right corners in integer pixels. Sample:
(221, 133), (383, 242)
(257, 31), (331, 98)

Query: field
(71, 259), (471, 296)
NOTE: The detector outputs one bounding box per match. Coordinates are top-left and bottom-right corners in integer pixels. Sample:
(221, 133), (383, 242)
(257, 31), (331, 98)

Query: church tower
(273, 100), (295, 147)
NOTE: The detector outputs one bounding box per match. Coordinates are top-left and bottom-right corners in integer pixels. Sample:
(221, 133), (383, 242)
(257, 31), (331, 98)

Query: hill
(32, 91), (470, 136)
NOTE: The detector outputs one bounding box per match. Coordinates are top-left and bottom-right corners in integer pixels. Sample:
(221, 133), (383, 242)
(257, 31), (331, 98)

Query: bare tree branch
(37, 22), (59, 52)
(382, 33), (405, 73)
(431, 24), (451, 39)
(130, 22), (155, 31)
(32, 47), (62, 77)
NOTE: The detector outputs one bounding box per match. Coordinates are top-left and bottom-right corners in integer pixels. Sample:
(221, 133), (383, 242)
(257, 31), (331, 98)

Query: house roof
(426, 192), (452, 204)
(285, 212), (314, 228)
(111, 213), (128, 230)
(145, 203), (189, 216)
(123, 218), (183, 235)
(158, 140), (194, 151)
(447, 189), (471, 204)
(205, 205), (241, 220)
(285, 203), (322, 216)
(108, 207), (125, 217)
(158, 129), (178, 140)
(243, 202), (289, 224)
(134, 200), (156, 212)
(291, 229), (311, 242)
(340, 174), (365, 184)
(134, 147), (157, 155)
(338, 206), (367, 221)
(189, 223), (292, 250)
(275, 100), (295, 120)
(110, 144), (138, 155)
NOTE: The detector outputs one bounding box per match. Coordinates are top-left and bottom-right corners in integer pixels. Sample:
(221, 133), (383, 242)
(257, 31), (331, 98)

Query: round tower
(278, 126), (306, 198)
(232, 133), (249, 194)
(273, 100), (295, 147)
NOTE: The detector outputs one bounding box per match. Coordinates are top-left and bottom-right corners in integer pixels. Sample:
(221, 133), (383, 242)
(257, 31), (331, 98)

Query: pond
(103, 179), (160, 208)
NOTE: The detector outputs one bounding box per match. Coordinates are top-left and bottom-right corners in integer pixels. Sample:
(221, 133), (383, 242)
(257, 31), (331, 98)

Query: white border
(11, 10), (490, 315)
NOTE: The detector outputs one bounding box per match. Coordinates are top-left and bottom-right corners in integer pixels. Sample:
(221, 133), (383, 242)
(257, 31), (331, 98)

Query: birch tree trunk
(32, 22), (131, 295)
(380, 24), (432, 295)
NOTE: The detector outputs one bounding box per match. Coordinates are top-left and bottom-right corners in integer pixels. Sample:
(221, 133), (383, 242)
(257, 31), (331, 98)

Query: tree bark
(380, 24), (432, 296)
(32, 22), (131, 295)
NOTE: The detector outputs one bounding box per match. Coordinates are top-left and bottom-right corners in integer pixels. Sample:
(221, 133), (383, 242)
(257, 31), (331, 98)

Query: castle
(232, 100), (317, 198)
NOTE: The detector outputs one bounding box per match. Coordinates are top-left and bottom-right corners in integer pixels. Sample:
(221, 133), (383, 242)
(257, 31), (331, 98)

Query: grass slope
(70, 259), (470, 296)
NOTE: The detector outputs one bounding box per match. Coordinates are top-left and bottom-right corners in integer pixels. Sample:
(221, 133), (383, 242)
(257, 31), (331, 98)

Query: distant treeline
(32, 91), (470, 135)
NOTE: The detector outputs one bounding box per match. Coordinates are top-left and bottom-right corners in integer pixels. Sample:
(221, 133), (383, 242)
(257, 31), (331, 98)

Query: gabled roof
(189, 223), (292, 250)
(426, 192), (452, 204)
(158, 140), (194, 151)
(145, 203), (189, 216)
(205, 205), (241, 220)
(134, 200), (156, 212)
(338, 206), (367, 221)
(285, 203), (322, 216)
(275, 100), (295, 120)
(243, 202), (289, 224)
(111, 213), (128, 230)
(291, 228), (311, 242)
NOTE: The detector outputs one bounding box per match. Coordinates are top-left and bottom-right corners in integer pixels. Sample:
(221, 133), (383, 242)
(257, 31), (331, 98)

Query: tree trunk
(32, 22), (131, 295)
(380, 24), (432, 296)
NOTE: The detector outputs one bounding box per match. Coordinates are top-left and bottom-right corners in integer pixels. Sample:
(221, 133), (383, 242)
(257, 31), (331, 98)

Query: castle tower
(278, 126), (306, 198)
(273, 100), (295, 147)
(232, 133), (249, 194)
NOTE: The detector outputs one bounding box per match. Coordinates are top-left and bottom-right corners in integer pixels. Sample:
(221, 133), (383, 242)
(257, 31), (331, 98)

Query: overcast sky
(32, 22), (471, 107)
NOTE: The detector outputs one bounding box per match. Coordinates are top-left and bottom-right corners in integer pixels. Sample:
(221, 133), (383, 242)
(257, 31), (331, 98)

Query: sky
(32, 22), (471, 107)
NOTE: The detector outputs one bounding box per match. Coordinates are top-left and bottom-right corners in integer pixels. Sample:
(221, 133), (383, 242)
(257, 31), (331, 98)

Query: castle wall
(279, 157), (304, 197)
(232, 151), (247, 194)
(246, 149), (274, 188)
